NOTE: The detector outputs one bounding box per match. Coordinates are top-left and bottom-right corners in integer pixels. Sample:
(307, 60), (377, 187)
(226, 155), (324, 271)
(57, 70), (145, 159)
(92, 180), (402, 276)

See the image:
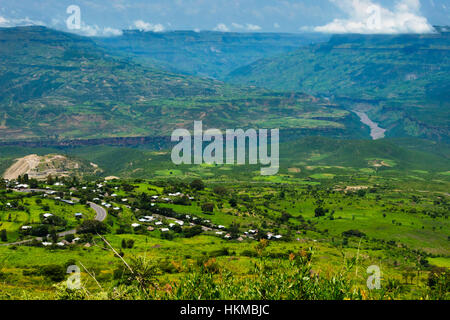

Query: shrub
(77, 220), (108, 234)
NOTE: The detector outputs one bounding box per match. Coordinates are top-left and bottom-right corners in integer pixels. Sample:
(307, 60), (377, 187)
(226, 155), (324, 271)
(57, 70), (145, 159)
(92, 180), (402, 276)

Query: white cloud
(231, 23), (262, 31)
(274, 23), (280, 29)
(74, 23), (123, 37)
(315, 0), (434, 34)
(246, 24), (261, 31)
(0, 16), (46, 27)
(0, 16), (9, 26)
(214, 23), (229, 32)
(133, 20), (165, 32)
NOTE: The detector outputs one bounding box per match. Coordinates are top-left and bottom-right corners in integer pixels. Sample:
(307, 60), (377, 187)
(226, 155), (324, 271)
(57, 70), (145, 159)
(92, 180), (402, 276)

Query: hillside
(2, 154), (101, 180)
(227, 31), (450, 142)
(0, 27), (367, 142)
(95, 30), (329, 79)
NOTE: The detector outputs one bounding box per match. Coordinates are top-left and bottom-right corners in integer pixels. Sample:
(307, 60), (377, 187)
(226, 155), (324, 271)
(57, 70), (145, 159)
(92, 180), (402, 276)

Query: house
(216, 231), (224, 235)
(43, 213), (53, 218)
(75, 213), (83, 218)
(131, 223), (141, 228)
(155, 221), (163, 226)
(42, 242), (53, 246)
(218, 225), (225, 229)
(21, 226), (32, 230)
(160, 228), (170, 232)
(147, 226), (155, 231)
(175, 220), (184, 226)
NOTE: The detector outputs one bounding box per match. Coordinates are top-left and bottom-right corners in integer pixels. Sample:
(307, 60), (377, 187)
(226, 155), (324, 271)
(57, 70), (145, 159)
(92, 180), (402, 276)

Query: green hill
(0, 27), (369, 142)
(227, 31), (450, 142)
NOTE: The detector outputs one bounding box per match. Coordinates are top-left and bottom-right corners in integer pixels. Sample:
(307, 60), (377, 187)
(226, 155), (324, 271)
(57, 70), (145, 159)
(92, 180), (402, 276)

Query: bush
(64, 234), (75, 243)
(77, 220), (108, 234)
(190, 179), (205, 191)
(342, 229), (366, 238)
(184, 225), (203, 238)
(0, 229), (7, 242)
(40, 264), (66, 282)
(201, 202), (215, 214)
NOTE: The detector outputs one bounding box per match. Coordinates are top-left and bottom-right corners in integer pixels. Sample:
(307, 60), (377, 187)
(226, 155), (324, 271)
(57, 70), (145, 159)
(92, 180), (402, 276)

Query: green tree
(190, 179), (205, 191)
(0, 229), (7, 242)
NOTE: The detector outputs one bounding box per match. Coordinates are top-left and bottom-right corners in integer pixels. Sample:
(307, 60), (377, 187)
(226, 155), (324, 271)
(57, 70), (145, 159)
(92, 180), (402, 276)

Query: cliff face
(0, 136), (171, 148)
(2, 154), (101, 180)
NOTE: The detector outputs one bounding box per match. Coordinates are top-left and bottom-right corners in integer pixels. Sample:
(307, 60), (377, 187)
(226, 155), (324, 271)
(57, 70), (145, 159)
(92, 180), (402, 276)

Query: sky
(0, 0), (448, 36)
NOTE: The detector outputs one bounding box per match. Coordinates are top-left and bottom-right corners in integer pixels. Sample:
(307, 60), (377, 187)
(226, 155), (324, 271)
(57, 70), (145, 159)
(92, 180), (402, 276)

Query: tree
(201, 202), (215, 214)
(184, 225), (203, 238)
(213, 186), (228, 196)
(229, 197), (238, 208)
(0, 229), (7, 242)
(190, 179), (205, 191)
(77, 220), (108, 234)
(314, 207), (326, 218)
(46, 175), (54, 185)
(64, 234), (75, 243)
(342, 229), (366, 238)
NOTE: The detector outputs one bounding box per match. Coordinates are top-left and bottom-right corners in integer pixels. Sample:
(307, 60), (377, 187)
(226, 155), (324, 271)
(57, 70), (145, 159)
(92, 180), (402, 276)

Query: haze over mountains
(0, 25), (448, 148)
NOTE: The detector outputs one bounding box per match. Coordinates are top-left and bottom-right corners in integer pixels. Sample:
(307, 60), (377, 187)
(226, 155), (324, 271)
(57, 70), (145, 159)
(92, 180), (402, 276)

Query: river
(353, 111), (386, 140)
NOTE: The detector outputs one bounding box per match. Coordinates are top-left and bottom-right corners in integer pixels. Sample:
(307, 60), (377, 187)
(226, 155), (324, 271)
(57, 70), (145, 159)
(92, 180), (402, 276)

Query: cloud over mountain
(315, 0), (434, 34)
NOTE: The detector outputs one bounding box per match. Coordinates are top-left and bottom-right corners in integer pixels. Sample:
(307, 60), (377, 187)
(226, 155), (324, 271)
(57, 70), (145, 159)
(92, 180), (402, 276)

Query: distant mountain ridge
(226, 30), (450, 142)
(95, 30), (329, 79)
(0, 27), (364, 142)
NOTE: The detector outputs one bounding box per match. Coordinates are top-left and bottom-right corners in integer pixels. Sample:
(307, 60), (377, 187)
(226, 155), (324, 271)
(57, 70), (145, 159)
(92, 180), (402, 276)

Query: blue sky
(0, 0), (448, 36)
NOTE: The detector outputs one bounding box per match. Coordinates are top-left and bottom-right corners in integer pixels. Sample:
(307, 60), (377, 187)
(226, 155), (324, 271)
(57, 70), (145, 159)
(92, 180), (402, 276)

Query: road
(0, 189), (107, 246)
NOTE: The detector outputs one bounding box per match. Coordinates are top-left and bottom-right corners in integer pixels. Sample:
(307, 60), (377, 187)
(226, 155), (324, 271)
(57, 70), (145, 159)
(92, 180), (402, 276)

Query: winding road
(0, 189), (107, 246)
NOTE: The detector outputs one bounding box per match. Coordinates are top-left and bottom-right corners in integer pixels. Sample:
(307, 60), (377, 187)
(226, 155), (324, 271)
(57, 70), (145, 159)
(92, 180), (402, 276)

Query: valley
(0, 24), (448, 301)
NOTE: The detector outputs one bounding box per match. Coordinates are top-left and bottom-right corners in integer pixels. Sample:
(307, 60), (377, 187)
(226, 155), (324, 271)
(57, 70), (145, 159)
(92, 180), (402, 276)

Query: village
(0, 177), (284, 248)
